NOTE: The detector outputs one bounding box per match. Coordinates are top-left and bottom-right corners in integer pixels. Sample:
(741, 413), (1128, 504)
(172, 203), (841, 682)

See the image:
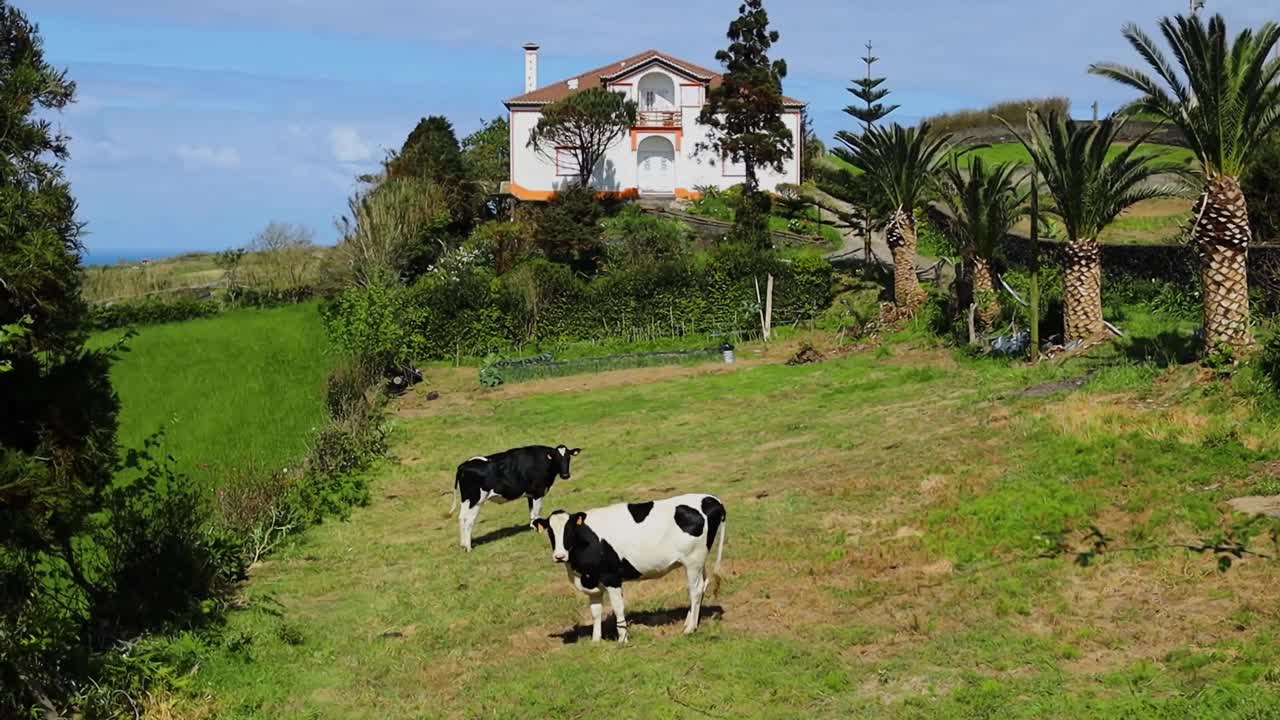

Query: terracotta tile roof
(505, 49), (805, 107)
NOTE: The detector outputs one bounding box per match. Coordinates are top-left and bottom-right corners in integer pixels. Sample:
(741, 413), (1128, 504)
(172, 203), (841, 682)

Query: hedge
(325, 251), (834, 361)
(90, 287), (324, 331)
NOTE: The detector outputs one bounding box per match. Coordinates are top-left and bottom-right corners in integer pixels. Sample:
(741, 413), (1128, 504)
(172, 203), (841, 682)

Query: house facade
(504, 45), (805, 201)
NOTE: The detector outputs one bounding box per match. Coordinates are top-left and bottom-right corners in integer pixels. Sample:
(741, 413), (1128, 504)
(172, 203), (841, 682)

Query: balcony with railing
(635, 110), (682, 128)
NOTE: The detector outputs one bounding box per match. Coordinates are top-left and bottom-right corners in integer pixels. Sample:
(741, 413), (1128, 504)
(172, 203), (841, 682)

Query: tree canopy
(699, 0), (794, 192)
(529, 88), (636, 187)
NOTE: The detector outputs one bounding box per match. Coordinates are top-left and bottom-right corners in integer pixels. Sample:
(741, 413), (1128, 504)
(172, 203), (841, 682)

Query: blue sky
(18, 0), (1278, 258)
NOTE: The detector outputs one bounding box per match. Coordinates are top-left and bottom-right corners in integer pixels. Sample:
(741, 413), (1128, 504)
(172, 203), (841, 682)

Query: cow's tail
(445, 472), (460, 519)
(709, 518), (727, 597)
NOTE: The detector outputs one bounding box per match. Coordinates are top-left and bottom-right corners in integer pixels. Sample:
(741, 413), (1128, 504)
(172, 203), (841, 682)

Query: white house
(504, 45), (805, 201)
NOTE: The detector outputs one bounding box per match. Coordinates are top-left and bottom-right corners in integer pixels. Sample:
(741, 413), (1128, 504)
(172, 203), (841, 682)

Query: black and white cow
(449, 445), (581, 551)
(533, 494), (726, 643)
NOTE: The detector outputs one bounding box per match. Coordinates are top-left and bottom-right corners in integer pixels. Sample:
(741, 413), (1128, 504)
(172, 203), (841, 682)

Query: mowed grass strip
(91, 302), (332, 488)
(188, 341), (1280, 719)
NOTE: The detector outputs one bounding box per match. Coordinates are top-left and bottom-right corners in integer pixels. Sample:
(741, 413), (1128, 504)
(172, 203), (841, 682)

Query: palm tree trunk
(886, 208), (927, 310)
(1063, 239), (1105, 343)
(971, 256), (1000, 331)
(1194, 176), (1254, 356)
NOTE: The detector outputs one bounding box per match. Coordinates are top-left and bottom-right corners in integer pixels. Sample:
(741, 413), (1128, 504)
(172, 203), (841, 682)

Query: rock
(1227, 495), (1280, 518)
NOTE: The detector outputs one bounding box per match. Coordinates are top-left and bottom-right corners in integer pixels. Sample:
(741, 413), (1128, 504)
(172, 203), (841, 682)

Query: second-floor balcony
(636, 110), (681, 128)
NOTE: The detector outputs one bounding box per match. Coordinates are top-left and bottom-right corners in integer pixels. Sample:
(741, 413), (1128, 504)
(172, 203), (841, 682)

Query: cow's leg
(683, 564), (706, 634)
(606, 585), (629, 644)
(528, 496), (543, 527)
(459, 494), (487, 552)
(588, 590), (605, 642)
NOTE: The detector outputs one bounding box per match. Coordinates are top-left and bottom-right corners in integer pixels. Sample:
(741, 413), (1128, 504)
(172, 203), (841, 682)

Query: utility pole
(1092, 101), (1099, 124)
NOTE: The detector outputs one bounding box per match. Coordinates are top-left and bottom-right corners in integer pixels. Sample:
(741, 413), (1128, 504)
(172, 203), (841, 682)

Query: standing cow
(533, 494), (727, 643)
(449, 445), (581, 551)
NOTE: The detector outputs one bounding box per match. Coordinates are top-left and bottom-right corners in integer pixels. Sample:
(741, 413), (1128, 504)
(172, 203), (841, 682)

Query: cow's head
(545, 445), (581, 480)
(533, 510), (587, 563)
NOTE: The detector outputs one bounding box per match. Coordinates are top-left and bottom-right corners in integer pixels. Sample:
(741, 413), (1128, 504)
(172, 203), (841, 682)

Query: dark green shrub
(467, 219), (538, 274)
(89, 298), (220, 330)
(91, 439), (247, 640)
(326, 354), (380, 422)
(299, 416), (383, 521)
(537, 185), (606, 273)
(1242, 134), (1280, 243)
(1259, 332), (1280, 394)
(600, 206), (693, 270)
(321, 282), (429, 367)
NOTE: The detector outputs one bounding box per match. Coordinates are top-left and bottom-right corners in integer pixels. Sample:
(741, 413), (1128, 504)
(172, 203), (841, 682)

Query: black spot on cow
(627, 501), (654, 523)
(701, 496), (726, 550)
(619, 558), (643, 581)
(674, 505), (704, 537)
(561, 516), (644, 588)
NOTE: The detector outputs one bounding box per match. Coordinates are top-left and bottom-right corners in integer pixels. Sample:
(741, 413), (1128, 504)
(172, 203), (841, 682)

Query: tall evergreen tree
(0, 2), (121, 709)
(700, 0), (794, 248)
(843, 42), (898, 262)
(845, 42), (899, 131)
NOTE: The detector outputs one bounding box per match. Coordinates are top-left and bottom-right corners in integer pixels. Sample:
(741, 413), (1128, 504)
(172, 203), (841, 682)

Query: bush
(90, 297), (220, 330)
(915, 208), (959, 258)
(321, 282), (429, 367)
(467, 219), (538, 274)
(1259, 332), (1280, 395)
(536, 185), (607, 273)
(600, 206), (693, 270)
(1243, 134), (1280, 244)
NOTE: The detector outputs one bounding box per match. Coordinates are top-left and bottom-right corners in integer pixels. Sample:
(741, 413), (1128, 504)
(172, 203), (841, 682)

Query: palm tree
(1007, 112), (1172, 343)
(935, 156), (1027, 332)
(1090, 14), (1280, 355)
(835, 123), (952, 310)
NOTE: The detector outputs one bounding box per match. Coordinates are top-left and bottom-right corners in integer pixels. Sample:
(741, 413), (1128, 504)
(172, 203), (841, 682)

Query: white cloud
(329, 125), (372, 163)
(175, 143), (241, 170)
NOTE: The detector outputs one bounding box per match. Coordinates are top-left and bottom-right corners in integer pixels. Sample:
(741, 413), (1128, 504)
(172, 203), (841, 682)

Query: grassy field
(83, 247), (332, 303)
(181, 315), (1280, 718)
(91, 302), (333, 488)
(824, 143), (1194, 176)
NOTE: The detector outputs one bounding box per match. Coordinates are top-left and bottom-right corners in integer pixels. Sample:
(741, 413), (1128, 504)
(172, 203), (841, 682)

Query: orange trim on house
(508, 181), (640, 202)
(674, 187), (703, 200)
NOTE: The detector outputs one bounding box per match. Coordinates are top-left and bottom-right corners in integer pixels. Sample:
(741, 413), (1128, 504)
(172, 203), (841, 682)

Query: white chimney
(523, 43), (540, 93)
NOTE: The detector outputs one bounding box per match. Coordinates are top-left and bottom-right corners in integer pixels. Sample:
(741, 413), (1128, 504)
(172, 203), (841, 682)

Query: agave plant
(835, 122), (953, 310)
(1006, 111), (1173, 343)
(1090, 13), (1280, 355)
(935, 156), (1027, 332)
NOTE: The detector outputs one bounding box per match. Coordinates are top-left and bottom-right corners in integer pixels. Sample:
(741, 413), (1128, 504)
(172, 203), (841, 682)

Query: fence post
(1029, 166), (1041, 363)
(765, 274), (774, 342)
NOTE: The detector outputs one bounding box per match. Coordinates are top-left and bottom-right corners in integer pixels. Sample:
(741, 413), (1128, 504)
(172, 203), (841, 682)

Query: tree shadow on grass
(551, 605), (725, 644)
(472, 523), (531, 547)
(1122, 329), (1200, 367)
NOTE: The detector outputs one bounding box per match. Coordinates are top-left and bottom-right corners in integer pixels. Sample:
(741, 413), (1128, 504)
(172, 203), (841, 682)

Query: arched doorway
(637, 72), (676, 112)
(637, 135), (676, 195)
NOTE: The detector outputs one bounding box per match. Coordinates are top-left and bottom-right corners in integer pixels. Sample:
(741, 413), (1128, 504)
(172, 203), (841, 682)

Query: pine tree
(0, 2), (122, 710)
(842, 43), (899, 261)
(845, 42), (899, 131)
(700, 0), (794, 248)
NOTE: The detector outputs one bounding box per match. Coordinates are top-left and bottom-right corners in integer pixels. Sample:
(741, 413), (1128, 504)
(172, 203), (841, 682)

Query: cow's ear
(533, 519), (548, 534)
(573, 512), (586, 526)
(570, 448), (581, 456)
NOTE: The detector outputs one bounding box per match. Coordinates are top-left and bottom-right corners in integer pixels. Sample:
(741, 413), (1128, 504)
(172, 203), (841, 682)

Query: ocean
(80, 249), (199, 267)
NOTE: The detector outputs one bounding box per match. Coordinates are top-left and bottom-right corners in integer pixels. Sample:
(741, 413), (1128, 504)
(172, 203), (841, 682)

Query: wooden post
(754, 277), (767, 340)
(1029, 167), (1041, 363)
(765, 274), (774, 342)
